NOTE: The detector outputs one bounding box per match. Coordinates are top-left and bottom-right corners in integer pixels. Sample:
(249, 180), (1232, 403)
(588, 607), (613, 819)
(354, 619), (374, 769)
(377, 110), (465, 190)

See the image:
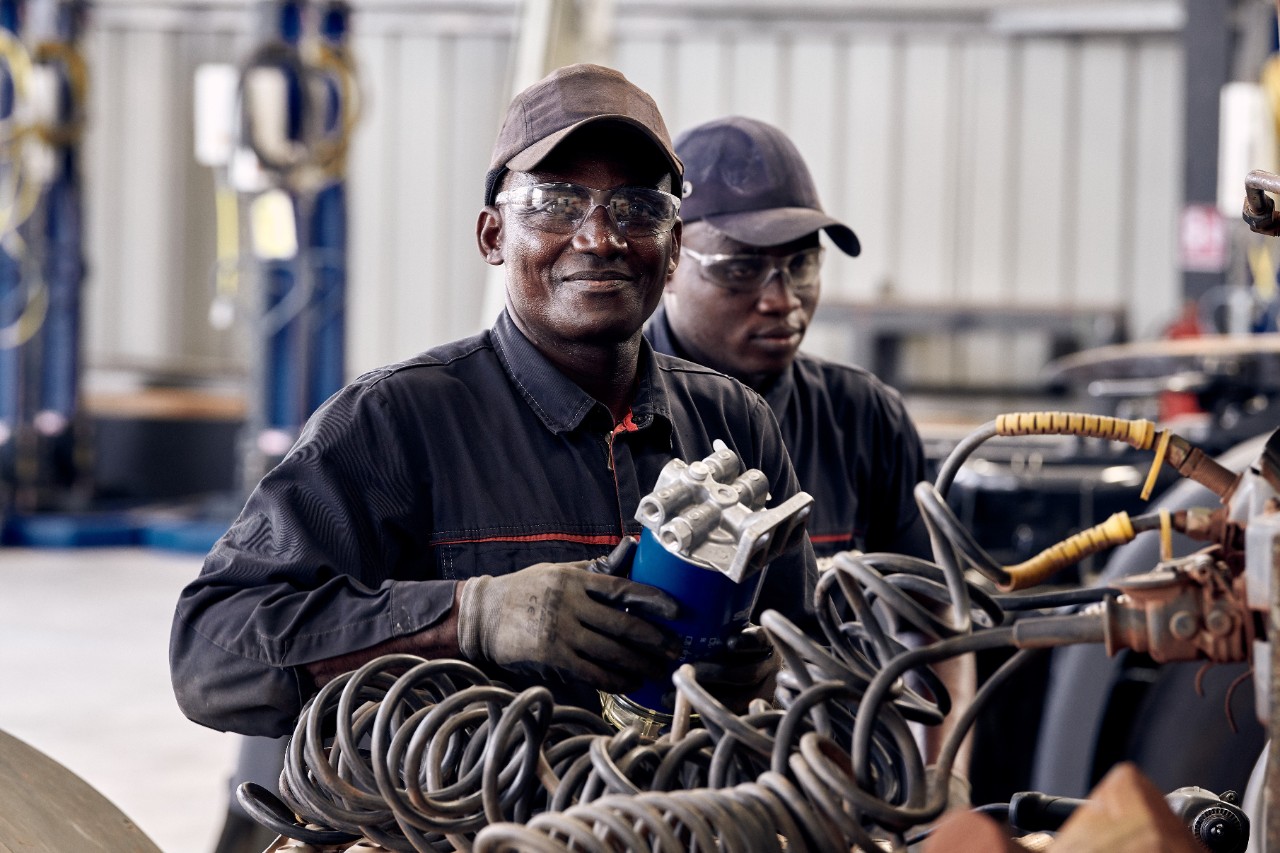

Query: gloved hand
(677, 624), (780, 714)
(457, 559), (681, 693)
(586, 536), (637, 578)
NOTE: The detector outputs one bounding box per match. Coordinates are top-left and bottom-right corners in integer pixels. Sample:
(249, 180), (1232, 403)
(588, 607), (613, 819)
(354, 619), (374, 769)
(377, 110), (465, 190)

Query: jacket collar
(492, 309), (672, 438)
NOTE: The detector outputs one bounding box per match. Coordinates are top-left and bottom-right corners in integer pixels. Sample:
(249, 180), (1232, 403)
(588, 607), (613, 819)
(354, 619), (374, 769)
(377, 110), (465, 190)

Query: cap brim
(506, 115), (683, 182)
(701, 207), (860, 257)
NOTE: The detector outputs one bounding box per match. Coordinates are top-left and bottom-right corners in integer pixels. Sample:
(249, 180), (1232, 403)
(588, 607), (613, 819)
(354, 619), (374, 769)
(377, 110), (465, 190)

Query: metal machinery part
(0, 728), (163, 852)
(601, 439), (813, 734)
(228, 412), (1278, 852)
(1007, 785), (1249, 853)
(963, 338), (1280, 803)
(1244, 169), (1280, 237)
(1240, 160), (1280, 853)
(1239, 432), (1280, 852)
(1030, 432), (1271, 802)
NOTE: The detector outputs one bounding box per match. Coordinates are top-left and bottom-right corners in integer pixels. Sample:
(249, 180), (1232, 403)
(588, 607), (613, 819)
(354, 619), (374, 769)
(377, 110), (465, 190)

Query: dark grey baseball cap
(675, 116), (860, 256)
(485, 63), (683, 205)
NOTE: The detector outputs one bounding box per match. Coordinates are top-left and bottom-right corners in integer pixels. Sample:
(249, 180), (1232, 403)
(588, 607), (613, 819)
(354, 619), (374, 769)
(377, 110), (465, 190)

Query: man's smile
(562, 269), (635, 286)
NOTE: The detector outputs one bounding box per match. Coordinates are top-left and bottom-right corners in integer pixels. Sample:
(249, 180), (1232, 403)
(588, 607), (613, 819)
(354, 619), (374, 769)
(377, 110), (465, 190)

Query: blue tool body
(625, 527), (763, 710)
(599, 441), (812, 731)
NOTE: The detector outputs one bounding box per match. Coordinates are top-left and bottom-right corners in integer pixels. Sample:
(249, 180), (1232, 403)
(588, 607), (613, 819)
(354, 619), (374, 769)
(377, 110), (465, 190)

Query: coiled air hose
(242, 542), (1114, 853)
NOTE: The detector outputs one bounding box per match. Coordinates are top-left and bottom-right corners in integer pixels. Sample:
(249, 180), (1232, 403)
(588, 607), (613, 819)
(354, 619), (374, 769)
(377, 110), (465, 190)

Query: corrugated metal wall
(80, 0), (1184, 391)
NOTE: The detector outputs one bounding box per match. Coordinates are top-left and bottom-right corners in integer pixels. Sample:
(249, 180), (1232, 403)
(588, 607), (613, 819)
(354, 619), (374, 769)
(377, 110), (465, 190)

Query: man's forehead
(525, 127), (669, 183)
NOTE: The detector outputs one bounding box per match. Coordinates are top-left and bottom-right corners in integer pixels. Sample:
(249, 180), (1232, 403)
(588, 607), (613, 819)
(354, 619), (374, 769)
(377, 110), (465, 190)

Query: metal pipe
(1246, 170), (1280, 221)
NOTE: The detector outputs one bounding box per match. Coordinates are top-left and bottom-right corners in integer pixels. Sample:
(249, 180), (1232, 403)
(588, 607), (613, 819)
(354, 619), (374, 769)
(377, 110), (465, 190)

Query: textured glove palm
(457, 561), (681, 693)
(687, 624), (780, 713)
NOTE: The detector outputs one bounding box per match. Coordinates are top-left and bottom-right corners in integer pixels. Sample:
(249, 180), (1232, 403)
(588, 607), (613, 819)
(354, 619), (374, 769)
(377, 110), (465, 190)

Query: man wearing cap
(170, 67), (813, 737)
(648, 116), (930, 561)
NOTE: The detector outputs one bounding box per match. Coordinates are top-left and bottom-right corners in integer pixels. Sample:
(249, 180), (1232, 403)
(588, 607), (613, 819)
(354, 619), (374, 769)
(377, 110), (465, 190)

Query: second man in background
(648, 115), (931, 562)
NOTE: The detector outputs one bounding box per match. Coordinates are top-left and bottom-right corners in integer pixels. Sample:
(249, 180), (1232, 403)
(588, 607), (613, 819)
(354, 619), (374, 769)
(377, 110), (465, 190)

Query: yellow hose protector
(1002, 511), (1136, 591)
(995, 412), (1157, 450)
(1140, 430), (1172, 500)
(1158, 509), (1173, 562)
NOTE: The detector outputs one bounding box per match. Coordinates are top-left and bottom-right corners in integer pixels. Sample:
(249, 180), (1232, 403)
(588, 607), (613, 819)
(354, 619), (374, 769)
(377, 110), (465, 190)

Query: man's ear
(476, 206), (504, 265)
(665, 219), (683, 280)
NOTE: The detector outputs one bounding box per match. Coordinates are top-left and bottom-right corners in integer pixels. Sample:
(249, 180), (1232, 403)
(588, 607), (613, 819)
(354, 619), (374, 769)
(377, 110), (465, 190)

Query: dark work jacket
(647, 304), (930, 560)
(170, 310), (818, 736)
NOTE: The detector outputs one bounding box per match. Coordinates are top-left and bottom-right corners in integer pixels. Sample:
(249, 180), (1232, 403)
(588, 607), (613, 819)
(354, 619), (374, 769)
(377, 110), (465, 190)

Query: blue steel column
(253, 0), (307, 474)
(0, 0), (24, 500)
(305, 0), (349, 414)
(32, 0), (87, 493)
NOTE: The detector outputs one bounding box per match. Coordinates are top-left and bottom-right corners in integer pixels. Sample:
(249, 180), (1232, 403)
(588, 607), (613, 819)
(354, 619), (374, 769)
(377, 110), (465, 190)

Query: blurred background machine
(0, 0), (357, 549)
(953, 336), (1280, 807)
(195, 0), (357, 493)
(0, 0), (89, 522)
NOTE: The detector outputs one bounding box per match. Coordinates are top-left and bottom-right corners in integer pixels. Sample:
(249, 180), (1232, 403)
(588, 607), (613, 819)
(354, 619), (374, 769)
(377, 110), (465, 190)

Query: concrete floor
(0, 547), (238, 853)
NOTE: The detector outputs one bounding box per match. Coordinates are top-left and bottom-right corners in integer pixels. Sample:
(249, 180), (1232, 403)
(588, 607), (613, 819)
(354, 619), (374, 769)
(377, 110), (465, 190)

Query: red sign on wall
(1178, 204), (1229, 273)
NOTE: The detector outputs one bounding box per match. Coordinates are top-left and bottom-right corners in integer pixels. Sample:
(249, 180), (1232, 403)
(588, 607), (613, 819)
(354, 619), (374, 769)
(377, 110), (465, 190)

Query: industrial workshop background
(4, 1), (1280, 852)
(85, 0), (1190, 398)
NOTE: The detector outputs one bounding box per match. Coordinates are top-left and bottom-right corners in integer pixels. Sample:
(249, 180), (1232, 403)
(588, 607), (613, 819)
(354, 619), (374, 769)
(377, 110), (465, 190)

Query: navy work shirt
(648, 304), (930, 560)
(171, 310), (818, 736)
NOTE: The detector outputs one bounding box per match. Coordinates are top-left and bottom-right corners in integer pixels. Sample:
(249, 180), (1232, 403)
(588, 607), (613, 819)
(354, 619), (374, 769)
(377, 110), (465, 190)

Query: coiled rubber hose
(246, 546), (1112, 852)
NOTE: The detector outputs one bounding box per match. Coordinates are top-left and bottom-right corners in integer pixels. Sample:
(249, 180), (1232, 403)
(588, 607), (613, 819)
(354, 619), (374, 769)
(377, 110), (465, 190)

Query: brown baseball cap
(484, 63), (683, 205)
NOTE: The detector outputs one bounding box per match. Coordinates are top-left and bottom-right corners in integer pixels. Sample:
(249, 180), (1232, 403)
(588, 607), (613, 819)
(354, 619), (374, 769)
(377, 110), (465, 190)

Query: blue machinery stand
(240, 0), (354, 489)
(0, 0), (89, 539)
(155, 0), (357, 551)
(0, 0), (23, 508)
(307, 1), (349, 415)
(32, 0), (87, 498)
(1, 0), (357, 549)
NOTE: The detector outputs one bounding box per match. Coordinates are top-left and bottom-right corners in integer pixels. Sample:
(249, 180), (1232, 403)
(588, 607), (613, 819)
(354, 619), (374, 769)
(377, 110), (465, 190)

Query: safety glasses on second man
(495, 182), (681, 236)
(681, 246), (825, 296)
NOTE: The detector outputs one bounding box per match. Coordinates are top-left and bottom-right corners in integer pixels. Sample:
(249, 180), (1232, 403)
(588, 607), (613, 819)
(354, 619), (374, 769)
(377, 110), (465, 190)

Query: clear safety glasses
(681, 246), (825, 296)
(495, 182), (681, 237)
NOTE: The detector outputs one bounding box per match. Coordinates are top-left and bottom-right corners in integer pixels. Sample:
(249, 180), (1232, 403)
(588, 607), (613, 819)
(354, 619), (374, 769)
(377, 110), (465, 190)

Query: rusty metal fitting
(1205, 607), (1235, 637)
(1103, 554), (1252, 664)
(1169, 610), (1198, 640)
(1165, 436), (1242, 501)
(1176, 507), (1245, 553)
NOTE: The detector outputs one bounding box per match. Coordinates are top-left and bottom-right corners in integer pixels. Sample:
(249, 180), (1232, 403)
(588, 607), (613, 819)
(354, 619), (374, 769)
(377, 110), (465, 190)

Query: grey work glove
(670, 624), (780, 714)
(586, 536), (637, 577)
(457, 559), (681, 693)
